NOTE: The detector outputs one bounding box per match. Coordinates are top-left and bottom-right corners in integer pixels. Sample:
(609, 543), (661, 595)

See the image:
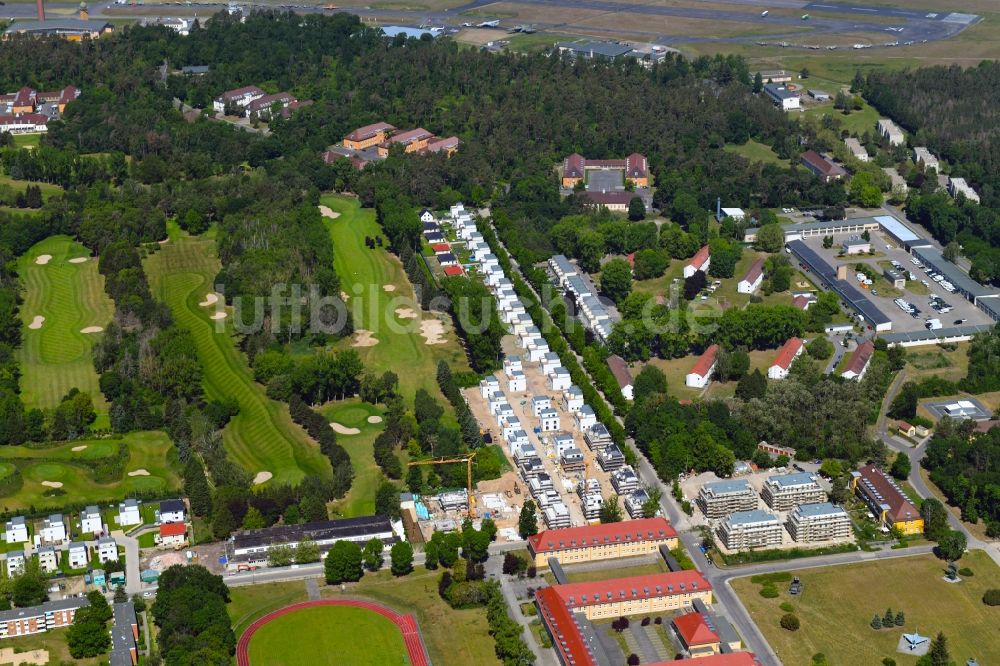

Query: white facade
(501, 416), (522, 441)
(540, 352), (561, 375)
(96, 537), (119, 563)
(685, 364), (715, 389)
(118, 500), (141, 527)
(507, 370), (526, 393)
(4, 517), (28, 544)
(539, 409), (560, 432)
(738, 271), (763, 295)
(6, 552), (25, 576)
(948, 177), (980, 204)
(493, 402), (514, 424)
(480, 377), (500, 398)
(767, 338), (804, 380)
(575, 405), (597, 430)
(531, 396), (552, 417)
(877, 118), (905, 146)
(549, 368), (572, 391)
(37, 547), (58, 574)
(40, 515), (66, 545)
(562, 386), (584, 412)
(503, 355), (523, 374)
(420, 210), (435, 223)
(67, 543), (89, 569)
(80, 506), (103, 535)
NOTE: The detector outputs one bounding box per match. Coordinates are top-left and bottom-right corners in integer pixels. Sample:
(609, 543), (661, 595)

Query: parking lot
(586, 169), (624, 192)
(797, 232), (992, 334)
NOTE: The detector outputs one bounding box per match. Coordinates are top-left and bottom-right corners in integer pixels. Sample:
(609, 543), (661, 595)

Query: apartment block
(696, 479), (758, 519)
(786, 502), (852, 543)
(760, 472), (826, 511)
(718, 510), (783, 550)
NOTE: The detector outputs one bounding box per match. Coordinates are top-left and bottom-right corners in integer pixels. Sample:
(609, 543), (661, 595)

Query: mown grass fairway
(319, 399), (389, 517)
(732, 551), (1000, 665)
(17, 236), (114, 427)
(0, 431), (180, 511)
(0, 173), (63, 200)
(246, 605), (410, 666)
(145, 224), (329, 486)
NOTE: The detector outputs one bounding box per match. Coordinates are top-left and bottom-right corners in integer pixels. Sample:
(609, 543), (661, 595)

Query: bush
(780, 613), (800, 631)
(959, 567), (973, 577)
(982, 589), (1000, 606)
(759, 584), (779, 598)
(779, 602), (794, 613)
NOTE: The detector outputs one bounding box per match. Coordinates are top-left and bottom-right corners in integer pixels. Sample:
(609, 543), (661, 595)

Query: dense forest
(862, 63), (1000, 283)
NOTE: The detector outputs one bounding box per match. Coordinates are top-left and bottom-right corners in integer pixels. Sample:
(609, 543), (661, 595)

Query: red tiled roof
(843, 340), (874, 376)
(856, 464), (919, 524)
(564, 153), (585, 178)
(792, 295), (810, 310)
(771, 337), (803, 371)
(58, 85), (79, 105)
(689, 244), (710, 269)
(527, 517), (676, 555)
(547, 570), (712, 610)
(219, 85), (264, 101)
(0, 114), (48, 126)
(741, 257), (764, 286)
(535, 587), (597, 666)
(443, 265), (464, 277)
(13, 86), (35, 107)
(626, 153), (647, 179)
(386, 128), (433, 145)
(159, 523), (186, 537)
(648, 654), (759, 666)
(425, 136), (459, 153)
(606, 354), (633, 389)
(801, 149), (847, 178)
(345, 121), (395, 142)
(897, 421), (914, 431)
(431, 243), (450, 253)
(247, 92), (294, 112)
(673, 611), (719, 647)
(689, 344), (719, 378)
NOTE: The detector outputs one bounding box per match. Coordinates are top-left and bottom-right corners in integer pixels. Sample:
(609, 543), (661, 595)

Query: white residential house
(685, 345), (719, 388)
(37, 546), (58, 574)
(493, 402), (515, 425)
(539, 409), (561, 432)
(118, 499), (141, 527)
(844, 137), (869, 163)
(562, 385), (584, 413)
(877, 118), (905, 146)
(531, 396), (552, 417)
(158, 500), (186, 525)
(549, 367), (572, 391)
(80, 506), (103, 535)
(503, 355), (523, 374)
(553, 433), (575, 455)
(519, 325), (541, 348)
(948, 177), (980, 204)
(683, 245), (711, 279)
(40, 514), (67, 545)
(487, 390), (507, 414)
(913, 147), (939, 172)
(4, 517), (28, 544)
(6, 551), (25, 577)
(480, 376), (500, 399)
(507, 370), (527, 393)
(419, 210), (435, 223)
(738, 258), (765, 295)
(527, 343), (549, 363)
(575, 405), (597, 430)
(509, 431), (530, 453)
(212, 85), (265, 114)
(540, 352), (561, 375)
(96, 537), (119, 563)
(768, 337), (804, 380)
(67, 542), (89, 569)
(501, 416), (522, 442)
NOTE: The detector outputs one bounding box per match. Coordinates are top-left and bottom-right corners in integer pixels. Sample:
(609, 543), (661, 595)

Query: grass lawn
(0, 626), (100, 665)
(803, 100), (879, 137)
(732, 551), (1000, 665)
(319, 399), (389, 517)
(321, 194), (470, 404)
(247, 604), (409, 666)
(564, 559), (668, 584)
(324, 569), (502, 666)
(145, 223), (329, 487)
(724, 139), (790, 167)
(0, 431), (181, 511)
(0, 173), (63, 201)
(17, 236), (114, 428)
(904, 343), (969, 383)
(228, 581), (310, 638)
(12, 133), (41, 149)
(137, 532), (156, 548)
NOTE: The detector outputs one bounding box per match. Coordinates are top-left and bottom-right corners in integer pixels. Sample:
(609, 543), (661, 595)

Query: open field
(0, 626), (100, 665)
(732, 551), (1000, 665)
(11, 134), (40, 149)
(0, 173), (63, 201)
(322, 569), (502, 666)
(229, 581), (310, 638)
(247, 604), (410, 666)
(321, 194), (470, 402)
(17, 236), (113, 428)
(319, 399), (389, 517)
(0, 431), (180, 511)
(145, 223), (329, 487)
(724, 140), (789, 167)
(803, 100), (880, 137)
(904, 343), (969, 382)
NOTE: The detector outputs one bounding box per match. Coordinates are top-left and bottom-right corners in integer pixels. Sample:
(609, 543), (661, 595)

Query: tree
(683, 270), (707, 300)
(928, 632), (950, 666)
(920, 498), (950, 541)
(267, 545), (294, 567)
(114, 585), (128, 603)
(819, 459), (843, 479)
(935, 529), (966, 561)
(822, 235), (834, 249)
(890, 453), (911, 480)
(375, 480), (401, 520)
(299, 493), (328, 523)
(628, 196), (646, 221)
(642, 486), (662, 518)
(12, 563), (48, 607)
(830, 475), (849, 504)
(406, 465), (423, 493)
(894, 610), (905, 626)
(633, 248), (668, 280)
(324, 540), (363, 584)
(295, 540), (320, 563)
(518, 500), (538, 538)
(633, 365), (668, 406)
(481, 517), (498, 542)
(753, 71), (763, 93)
(390, 541), (413, 576)
(806, 337), (834, 360)
(943, 241), (960, 263)
(716, 348), (750, 381)
(242, 506), (266, 530)
(183, 458), (213, 517)
(362, 537), (385, 571)
(800, 67), (810, 79)
(755, 223), (785, 253)
(600, 258), (633, 304)
(871, 614), (882, 630)
(151, 565), (233, 664)
(736, 369), (767, 400)
(780, 613), (800, 631)
(627, 655), (640, 666)
(600, 495), (623, 523)
(883, 607), (894, 627)
(502, 552), (526, 576)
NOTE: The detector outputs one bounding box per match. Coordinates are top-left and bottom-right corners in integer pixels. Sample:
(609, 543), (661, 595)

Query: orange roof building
(684, 245), (711, 278)
(686, 344), (719, 388)
(527, 517), (678, 567)
(343, 121), (396, 150)
(768, 337), (803, 380)
(851, 464), (923, 535)
(673, 611), (722, 658)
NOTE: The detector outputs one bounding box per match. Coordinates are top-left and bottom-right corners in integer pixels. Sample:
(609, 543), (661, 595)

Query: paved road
(111, 530), (142, 596)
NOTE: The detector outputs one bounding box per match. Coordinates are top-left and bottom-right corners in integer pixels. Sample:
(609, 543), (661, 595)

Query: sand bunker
(71, 445), (87, 452)
(68, 257), (89, 264)
(35, 254), (52, 265)
(210, 312), (228, 320)
(383, 284), (397, 292)
(420, 319), (446, 345)
(318, 205), (341, 219)
(352, 329), (379, 347)
(330, 422), (361, 435)
(253, 471), (273, 485)
(80, 326), (104, 334)
(199, 293), (219, 307)
(127, 469), (150, 477)
(41, 481), (63, 488)
(395, 307), (419, 319)
(0, 646), (49, 666)
(367, 415), (383, 424)
(158, 239), (169, 245)
(28, 315), (44, 330)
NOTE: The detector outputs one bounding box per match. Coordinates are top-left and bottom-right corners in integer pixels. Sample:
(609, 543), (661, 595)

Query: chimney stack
(37, 0), (45, 21)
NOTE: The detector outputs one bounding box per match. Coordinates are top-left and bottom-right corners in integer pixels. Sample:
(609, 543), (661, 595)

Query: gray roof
(703, 479), (753, 496)
(909, 245), (996, 299)
(68, 541), (87, 551)
(47, 513), (64, 523)
(159, 499), (185, 513)
(181, 65), (210, 74)
(794, 502), (846, 517)
(558, 41), (633, 58)
(764, 83), (799, 100)
(881, 323), (995, 345)
(121, 498), (139, 508)
(0, 597), (87, 623)
(5, 18), (111, 34)
(84, 505), (100, 515)
(550, 254), (576, 274)
(110, 602), (137, 666)
(787, 240), (891, 327)
(767, 472), (818, 488)
(232, 515), (393, 551)
(7, 516), (25, 526)
(727, 509), (779, 525)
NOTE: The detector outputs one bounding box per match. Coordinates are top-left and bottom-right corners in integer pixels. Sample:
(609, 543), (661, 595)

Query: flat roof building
(877, 118), (905, 146)
(948, 176), (980, 204)
(844, 137), (870, 162)
(913, 147), (939, 172)
(718, 510), (783, 551)
(527, 518), (678, 568)
(761, 471), (826, 510)
(786, 502), (852, 542)
(763, 83), (801, 111)
(908, 244), (995, 303)
(556, 41), (634, 61)
(696, 479), (757, 519)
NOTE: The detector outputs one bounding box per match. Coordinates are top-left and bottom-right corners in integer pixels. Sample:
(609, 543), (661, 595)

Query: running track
(236, 598), (431, 666)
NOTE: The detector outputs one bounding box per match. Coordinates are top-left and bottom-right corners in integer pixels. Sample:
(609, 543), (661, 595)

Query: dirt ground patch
(0, 647), (49, 665)
(454, 28), (509, 46)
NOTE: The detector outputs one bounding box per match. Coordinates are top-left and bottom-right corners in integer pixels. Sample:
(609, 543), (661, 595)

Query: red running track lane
(236, 598), (431, 666)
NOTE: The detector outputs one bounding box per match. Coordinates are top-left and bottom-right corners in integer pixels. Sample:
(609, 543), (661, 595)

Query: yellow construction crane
(407, 452), (477, 518)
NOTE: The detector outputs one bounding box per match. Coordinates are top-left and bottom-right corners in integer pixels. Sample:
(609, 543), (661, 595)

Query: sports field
(245, 604), (411, 666)
(144, 223), (329, 487)
(732, 551), (1000, 665)
(320, 399), (388, 517)
(0, 431), (180, 510)
(17, 236), (114, 427)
